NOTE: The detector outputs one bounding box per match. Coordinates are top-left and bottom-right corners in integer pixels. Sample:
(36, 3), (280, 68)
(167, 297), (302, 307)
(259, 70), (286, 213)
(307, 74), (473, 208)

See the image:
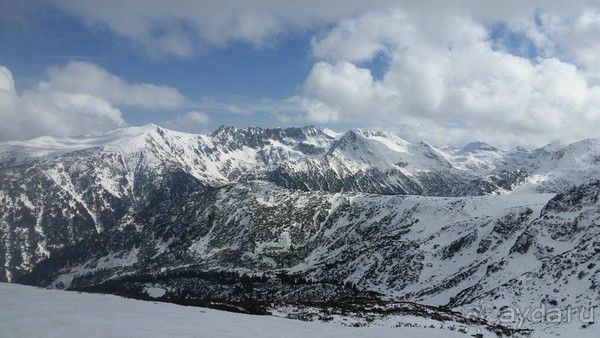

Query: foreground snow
(0, 283), (467, 338)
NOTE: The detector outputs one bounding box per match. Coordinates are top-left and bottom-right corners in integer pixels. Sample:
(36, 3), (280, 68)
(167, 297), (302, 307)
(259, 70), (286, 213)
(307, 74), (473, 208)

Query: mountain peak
(0, 124), (191, 163)
(539, 140), (564, 153)
(457, 141), (498, 154)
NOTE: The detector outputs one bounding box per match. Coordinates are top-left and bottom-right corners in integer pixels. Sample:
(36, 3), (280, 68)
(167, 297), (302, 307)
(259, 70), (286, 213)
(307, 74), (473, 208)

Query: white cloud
(301, 9), (600, 147)
(0, 66), (15, 107)
(10, 1), (600, 147)
(0, 62), (187, 141)
(36, 0), (600, 58)
(46, 0), (352, 57)
(227, 105), (253, 116)
(162, 111), (210, 132)
(0, 65), (125, 141)
(40, 61), (185, 109)
(517, 10), (600, 74)
(302, 61), (395, 123)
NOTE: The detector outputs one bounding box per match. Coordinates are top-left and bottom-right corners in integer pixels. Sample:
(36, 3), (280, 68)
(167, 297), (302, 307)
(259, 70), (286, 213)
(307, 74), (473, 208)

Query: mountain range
(2, 124), (600, 336)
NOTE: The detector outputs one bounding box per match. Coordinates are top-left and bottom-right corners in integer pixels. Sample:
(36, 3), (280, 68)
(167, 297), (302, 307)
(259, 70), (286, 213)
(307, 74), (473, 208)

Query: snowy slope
(0, 282), (471, 338)
(509, 139), (600, 193)
(451, 181), (600, 336)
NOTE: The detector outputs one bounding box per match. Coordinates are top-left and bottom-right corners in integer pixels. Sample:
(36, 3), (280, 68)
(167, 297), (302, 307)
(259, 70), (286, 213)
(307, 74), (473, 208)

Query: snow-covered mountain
(3, 124), (600, 336)
(0, 124), (476, 196)
(3, 124), (598, 197)
(16, 180), (600, 335)
(509, 139), (600, 193)
(442, 141), (530, 176)
(0, 124), (473, 281)
(2, 124), (600, 282)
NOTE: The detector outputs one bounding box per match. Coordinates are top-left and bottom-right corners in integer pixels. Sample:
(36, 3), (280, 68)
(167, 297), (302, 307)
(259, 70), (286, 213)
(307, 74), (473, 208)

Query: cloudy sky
(2, 0), (600, 147)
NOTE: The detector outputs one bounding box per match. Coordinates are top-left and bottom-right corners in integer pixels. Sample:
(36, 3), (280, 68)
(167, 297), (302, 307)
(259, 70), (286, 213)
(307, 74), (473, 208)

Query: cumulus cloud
(301, 9), (600, 147)
(9, 1), (600, 146)
(0, 66), (15, 106)
(0, 66), (125, 141)
(31, 0), (598, 58)
(515, 10), (600, 75)
(40, 61), (185, 109)
(0, 62), (186, 141)
(46, 0), (357, 57)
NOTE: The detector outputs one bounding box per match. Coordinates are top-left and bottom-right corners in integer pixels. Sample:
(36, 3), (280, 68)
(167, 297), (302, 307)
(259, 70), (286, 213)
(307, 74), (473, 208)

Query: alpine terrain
(2, 124), (600, 337)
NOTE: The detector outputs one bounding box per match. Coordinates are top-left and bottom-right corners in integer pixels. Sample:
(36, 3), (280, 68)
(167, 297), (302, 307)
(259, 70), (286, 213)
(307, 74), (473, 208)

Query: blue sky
(2, 1), (600, 147)
(0, 5), (316, 129)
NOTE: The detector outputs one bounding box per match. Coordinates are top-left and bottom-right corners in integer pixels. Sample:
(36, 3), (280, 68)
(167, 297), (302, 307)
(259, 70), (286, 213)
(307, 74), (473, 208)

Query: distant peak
(338, 129), (368, 143)
(539, 141), (564, 153)
(552, 138), (600, 154)
(570, 138), (600, 148)
(458, 141), (498, 154)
